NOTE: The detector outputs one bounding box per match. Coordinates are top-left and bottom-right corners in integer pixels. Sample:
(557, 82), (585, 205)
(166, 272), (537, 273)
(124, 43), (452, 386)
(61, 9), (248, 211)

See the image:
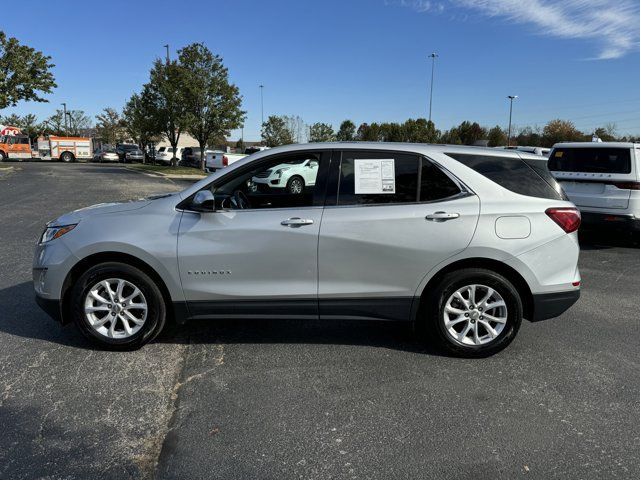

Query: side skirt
(173, 297), (416, 323)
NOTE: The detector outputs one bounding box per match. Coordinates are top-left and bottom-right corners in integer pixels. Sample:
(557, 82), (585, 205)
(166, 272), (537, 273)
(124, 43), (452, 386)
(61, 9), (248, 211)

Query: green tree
(146, 59), (190, 166)
(402, 118), (439, 143)
(487, 125), (507, 147)
(66, 110), (91, 136)
(594, 123), (617, 142)
(440, 127), (462, 145)
(95, 107), (125, 145)
(235, 138), (245, 152)
(357, 122), (382, 141)
(123, 88), (162, 160)
(0, 31), (56, 110)
(42, 110), (65, 136)
(516, 126), (542, 146)
(456, 121), (487, 145)
(542, 119), (586, 147)
(179, 43), (245, 170)
(336, 120), (356, 141)
(262, 115), (294, 146)
(308, 122), (335, 142)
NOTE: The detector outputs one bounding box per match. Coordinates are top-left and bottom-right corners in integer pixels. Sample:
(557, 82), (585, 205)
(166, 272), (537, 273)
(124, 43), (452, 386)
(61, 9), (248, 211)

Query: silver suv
(33, 143), (581, 357)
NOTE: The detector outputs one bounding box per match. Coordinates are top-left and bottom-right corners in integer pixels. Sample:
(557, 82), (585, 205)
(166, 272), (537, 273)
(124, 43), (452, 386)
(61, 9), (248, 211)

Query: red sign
(0, 125), (21, 136)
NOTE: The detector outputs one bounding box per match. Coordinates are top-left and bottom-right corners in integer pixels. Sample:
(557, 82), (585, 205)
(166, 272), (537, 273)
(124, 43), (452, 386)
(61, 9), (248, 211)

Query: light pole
(164, 44), (170, 63)
(61, 103), (68, 135)
(428, 53), (438, 123)
(259, 85), (264, 127)
(507, 95), (518, 147)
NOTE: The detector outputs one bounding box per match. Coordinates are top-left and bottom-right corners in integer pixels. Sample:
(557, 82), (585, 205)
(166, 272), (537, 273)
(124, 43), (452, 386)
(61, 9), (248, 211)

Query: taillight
(546, 207), (581, 234)
(222, 155), (228, 167)
(611, 181), (640, 190)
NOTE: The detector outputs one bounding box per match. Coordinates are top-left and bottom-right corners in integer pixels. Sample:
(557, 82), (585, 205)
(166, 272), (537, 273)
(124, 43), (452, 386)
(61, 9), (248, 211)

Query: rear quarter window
(548, 147), (632, 174)
(447, 153), (566, 201)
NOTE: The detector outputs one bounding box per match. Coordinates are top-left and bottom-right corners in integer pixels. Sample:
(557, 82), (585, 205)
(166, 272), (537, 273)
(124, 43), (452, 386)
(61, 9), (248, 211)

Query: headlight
(40, 224), (77, 244)
(275, 167), (290, 177)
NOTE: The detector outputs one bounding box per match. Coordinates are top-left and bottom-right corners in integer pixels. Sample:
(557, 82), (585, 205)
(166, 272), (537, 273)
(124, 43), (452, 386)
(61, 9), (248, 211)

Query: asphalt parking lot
(0, 162), (638, 480)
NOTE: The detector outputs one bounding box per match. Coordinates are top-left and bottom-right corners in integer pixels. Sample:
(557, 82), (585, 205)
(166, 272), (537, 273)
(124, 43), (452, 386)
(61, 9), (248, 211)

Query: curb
(125, 166), (206, 180)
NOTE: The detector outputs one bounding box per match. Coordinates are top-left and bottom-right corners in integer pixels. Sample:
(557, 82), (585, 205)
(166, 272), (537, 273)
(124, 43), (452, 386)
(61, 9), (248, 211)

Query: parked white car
(155, 146), (184, 165)
(252, 157), (319, 194)
(548, 142), (640, 233)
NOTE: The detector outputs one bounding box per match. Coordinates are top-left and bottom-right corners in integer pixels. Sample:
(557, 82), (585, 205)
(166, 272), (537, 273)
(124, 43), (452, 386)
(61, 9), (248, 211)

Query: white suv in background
(251, 157), (319, 194)
(548, 142), (640, 233)
(155, 146), (184, 165)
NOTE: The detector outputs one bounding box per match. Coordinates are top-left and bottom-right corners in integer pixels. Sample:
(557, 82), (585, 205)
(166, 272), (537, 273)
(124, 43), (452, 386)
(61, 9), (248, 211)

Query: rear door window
(447, 153), (566, 200)
(548, 147), (632, 174)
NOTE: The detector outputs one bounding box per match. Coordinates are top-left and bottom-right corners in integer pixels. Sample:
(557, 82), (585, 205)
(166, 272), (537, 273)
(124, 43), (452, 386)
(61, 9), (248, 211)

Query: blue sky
(3, 0), (640, 140)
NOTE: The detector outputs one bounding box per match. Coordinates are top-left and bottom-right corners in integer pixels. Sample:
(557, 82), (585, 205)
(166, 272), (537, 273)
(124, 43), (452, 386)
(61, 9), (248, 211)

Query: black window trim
(177, 149), (332, 212)
(324, 148), (474, 209)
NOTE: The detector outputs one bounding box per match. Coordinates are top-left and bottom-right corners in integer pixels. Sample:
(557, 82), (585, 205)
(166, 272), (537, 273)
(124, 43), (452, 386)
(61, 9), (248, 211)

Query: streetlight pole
(507, 95), (518, 147)
(428, 53), (438, 123)
(259, 85), (264, 127)
(164, 44), (170, 63)
(61, 103), (68, 135)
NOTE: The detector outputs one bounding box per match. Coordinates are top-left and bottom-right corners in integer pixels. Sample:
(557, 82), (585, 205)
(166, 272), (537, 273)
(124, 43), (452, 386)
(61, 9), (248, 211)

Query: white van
(548, 142), (640, 232)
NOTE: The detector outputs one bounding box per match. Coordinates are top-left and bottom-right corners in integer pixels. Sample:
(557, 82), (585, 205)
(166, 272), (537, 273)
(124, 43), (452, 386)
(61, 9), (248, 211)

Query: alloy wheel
(443, 284), (508, 346)
(84, 278), (148, 339)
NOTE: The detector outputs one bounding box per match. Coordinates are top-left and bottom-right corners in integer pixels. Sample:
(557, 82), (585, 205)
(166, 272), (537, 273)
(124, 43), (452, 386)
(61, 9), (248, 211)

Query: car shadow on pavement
(2, 281), (445, 356)
(158, 317), (444, 356)
(579, 230), (639, 250)
(0, 281), (93, 349)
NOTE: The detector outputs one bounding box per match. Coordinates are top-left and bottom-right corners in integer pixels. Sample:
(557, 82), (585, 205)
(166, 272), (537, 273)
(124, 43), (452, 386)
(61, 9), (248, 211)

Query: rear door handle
(281, 217), (314, 227)
(426, 211), (460, 222)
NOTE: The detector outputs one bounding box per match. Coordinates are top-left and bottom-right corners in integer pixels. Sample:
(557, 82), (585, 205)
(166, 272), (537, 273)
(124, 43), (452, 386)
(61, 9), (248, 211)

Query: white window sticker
(354, 159), (396, 194)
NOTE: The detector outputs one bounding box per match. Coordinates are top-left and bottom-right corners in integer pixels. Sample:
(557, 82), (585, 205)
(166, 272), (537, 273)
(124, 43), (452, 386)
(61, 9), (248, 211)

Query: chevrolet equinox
(34, 143), (581, 357)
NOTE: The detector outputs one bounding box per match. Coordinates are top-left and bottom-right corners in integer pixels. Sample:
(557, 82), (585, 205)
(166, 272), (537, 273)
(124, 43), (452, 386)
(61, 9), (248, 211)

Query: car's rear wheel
(287, 175), (305, 194)
(71, 262), (166, 350)
(60, 151), (75, 163)
(426, 268), (522, 357)
(0, 151), (6, 161)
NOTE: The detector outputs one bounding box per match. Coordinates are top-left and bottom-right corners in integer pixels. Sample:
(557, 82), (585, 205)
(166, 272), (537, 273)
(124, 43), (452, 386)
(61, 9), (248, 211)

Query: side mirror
(191, 190), (215, 212)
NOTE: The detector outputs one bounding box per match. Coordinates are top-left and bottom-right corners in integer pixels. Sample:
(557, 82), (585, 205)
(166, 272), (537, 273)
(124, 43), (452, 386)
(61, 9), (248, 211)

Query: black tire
(71, 262), (167, 350)
(0, 150), (6, 161)
(286, 175), (305, 194)
(425, 268), (522, 358)
(60, 151), (75, 163)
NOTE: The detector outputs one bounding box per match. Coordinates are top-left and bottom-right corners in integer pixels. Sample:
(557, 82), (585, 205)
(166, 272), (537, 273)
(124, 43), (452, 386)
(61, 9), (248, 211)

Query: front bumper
(530, 289), (580, 321)
(580, 212), (640, 232)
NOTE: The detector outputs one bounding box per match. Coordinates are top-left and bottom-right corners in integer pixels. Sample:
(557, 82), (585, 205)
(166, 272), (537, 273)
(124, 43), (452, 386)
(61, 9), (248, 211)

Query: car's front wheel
(426, 268), (522, 357)
(287, 175), (305, 194)
(71, 262), (166, 350)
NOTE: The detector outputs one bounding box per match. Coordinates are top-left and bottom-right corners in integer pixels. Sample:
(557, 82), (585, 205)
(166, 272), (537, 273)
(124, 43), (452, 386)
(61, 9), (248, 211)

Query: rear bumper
(530, 289), (580, 321)
(580, 212), (640, 231)
(35, 295), (62, 323)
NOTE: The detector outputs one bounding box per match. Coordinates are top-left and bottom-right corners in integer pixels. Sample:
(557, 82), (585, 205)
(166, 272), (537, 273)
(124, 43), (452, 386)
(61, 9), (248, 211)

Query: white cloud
(399, 0), (640, 59)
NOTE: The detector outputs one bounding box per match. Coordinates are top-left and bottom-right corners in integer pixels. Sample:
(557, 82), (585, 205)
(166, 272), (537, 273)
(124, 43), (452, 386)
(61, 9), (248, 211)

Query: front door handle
(426, 211), (460, 222)
(281, 217), (314, 227)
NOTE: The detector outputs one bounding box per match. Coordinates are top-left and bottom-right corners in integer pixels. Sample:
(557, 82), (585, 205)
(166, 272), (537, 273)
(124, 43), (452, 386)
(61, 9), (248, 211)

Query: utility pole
(164, 44), (170, 63)
(259, 85), (264, 127)
(507, 95), (518, 147)
(428, 53), (438, 123)
(61, 103), (68, 135)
